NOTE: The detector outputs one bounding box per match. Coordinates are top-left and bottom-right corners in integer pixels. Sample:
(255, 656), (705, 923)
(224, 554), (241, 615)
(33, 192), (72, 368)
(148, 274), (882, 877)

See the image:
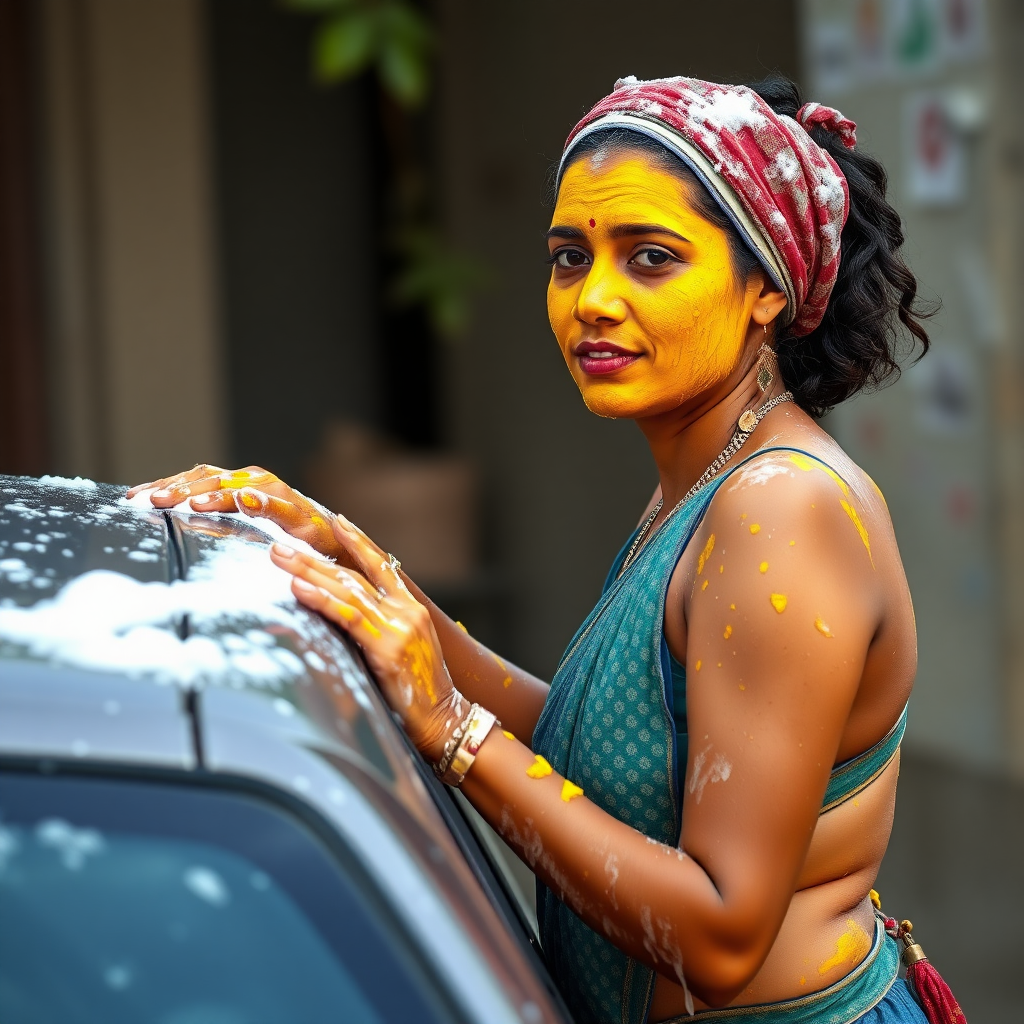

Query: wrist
(432, 702), (499, 787)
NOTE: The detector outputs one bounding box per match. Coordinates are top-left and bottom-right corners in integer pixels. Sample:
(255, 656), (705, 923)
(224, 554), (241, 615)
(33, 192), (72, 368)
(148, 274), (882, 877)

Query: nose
(573, 260), (627, 326)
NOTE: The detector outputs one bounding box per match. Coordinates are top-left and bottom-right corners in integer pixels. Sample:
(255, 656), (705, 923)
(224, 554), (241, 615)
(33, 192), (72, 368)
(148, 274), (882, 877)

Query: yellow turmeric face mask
(547, 153), (757, 421)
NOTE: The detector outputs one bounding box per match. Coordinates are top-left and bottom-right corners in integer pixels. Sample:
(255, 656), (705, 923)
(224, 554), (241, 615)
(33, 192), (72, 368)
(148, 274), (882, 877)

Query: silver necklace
(619, 389), (794, 575)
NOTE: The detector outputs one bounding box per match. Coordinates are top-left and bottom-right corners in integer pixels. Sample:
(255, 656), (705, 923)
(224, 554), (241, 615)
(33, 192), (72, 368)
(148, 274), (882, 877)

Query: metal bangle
(440, 706), (499, 788)
(433, 702), (476, 779)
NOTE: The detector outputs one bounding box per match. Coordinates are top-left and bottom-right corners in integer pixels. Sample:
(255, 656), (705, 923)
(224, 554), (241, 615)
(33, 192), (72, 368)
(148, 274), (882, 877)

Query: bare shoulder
(691, 441), (885, 588)
(669, 423), (915, 751)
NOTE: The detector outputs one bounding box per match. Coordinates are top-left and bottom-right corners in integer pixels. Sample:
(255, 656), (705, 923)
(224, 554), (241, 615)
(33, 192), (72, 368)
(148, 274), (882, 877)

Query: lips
(574, 340), (642, 376)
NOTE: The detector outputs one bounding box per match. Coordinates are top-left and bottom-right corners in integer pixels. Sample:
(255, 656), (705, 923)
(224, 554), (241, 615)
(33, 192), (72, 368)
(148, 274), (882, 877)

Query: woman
(131, 76), (958, 1023)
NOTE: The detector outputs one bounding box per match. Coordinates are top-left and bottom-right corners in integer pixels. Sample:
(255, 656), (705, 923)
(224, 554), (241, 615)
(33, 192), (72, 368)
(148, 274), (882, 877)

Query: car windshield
(0, 772), (452, 1024)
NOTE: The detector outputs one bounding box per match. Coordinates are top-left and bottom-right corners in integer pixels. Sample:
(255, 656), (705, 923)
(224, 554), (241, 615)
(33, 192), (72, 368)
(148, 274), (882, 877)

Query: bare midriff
(651, 756), (898, 1019)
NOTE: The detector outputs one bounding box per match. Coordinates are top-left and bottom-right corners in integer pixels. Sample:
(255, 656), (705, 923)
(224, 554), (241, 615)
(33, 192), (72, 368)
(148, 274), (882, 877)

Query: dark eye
(552, 248), (590, 269)
(630, 248), (676, 268)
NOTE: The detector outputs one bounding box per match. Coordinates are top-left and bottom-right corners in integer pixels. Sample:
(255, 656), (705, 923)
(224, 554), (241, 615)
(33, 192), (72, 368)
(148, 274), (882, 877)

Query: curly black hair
(557, 75), (934, 417)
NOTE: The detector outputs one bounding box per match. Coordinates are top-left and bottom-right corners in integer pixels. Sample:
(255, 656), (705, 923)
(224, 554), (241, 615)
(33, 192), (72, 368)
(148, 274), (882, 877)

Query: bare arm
(274, 465), (885, 1005)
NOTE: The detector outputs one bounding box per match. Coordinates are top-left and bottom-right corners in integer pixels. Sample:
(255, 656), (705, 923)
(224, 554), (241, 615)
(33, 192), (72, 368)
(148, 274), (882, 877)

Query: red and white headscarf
(558, 77), (857, 338)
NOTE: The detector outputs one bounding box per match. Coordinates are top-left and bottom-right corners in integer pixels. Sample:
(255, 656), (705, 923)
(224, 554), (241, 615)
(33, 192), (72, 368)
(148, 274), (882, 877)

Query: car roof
(0, 474), (563, 1024)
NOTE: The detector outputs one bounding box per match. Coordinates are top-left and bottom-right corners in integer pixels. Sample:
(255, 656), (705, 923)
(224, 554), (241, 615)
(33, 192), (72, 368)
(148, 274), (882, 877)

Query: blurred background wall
(0, 0), (1020, 1016)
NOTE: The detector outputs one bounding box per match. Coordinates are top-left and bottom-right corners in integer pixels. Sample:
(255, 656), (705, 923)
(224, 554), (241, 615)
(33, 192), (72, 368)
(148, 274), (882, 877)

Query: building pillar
(37, 0), (226, 485)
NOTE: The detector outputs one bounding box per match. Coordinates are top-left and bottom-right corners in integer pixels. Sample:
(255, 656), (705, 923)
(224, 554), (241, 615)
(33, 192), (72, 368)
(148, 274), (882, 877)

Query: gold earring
(756, 342), (776, 393)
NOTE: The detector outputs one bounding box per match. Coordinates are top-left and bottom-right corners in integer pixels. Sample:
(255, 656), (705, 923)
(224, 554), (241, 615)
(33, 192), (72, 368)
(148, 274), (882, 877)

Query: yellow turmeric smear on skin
(818, 919), (872, 976)
(814, 616), (835, 638)
(238, 490), (261, 510)
(840, 499), (874, 565)
(490, 649), (513, 688)
(730, 603), (736, 610)
(310, 515), (325, 527)
(723, 624), (733, 640)
(398, 633), (439, 703)
(749, 524), (761, 535)
(218, 470), (252, 489)
(759, 561), (769, 574)
(526, 755), (553, 779)
(561, 779), (584, 802)
(770, 593), (788, 613)
(719, 564), (724, 574)
(502, 729), (515, 741)
(701, 579), (709, 591)
(695, 660), (702, 672)
(788, 454), (873, 565)
(456, 620), (468, 633)
(697, 533), (715, 575)
(337, 602), (382, 639)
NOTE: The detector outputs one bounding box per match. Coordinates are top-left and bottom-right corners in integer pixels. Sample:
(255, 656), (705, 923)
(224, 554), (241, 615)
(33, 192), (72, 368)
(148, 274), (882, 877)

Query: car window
(0, 771), (456, 1024)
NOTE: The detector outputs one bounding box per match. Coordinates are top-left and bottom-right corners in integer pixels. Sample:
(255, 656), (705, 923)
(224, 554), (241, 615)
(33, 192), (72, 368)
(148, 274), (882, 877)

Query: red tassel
(906, 958), (967, 1024)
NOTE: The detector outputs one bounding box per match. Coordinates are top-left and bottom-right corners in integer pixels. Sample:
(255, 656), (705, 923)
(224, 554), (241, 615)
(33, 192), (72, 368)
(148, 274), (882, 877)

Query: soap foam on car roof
(0, 522), (331, 686)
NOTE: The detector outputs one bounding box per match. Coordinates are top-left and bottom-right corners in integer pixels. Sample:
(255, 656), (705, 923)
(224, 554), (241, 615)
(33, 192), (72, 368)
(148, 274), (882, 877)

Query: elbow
(682, 946), (767, 1009)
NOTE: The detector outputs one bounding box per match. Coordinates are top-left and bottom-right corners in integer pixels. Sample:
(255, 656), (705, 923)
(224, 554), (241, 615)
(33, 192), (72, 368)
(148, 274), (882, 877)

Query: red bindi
(589, 218), (596, 228)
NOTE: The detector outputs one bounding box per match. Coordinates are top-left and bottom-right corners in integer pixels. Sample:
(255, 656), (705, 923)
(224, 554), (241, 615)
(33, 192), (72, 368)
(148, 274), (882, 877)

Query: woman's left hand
(269, 514), (463, 762)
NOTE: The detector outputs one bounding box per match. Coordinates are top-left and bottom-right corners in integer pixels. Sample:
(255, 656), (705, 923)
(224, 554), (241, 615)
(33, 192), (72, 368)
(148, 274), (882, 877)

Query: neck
(635, 353), (779, 510)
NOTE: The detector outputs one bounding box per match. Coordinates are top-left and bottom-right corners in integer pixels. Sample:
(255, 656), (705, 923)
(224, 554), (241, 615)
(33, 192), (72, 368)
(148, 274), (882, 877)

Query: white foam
(37, 475), (98, 491)
(0, 529), (328, 687)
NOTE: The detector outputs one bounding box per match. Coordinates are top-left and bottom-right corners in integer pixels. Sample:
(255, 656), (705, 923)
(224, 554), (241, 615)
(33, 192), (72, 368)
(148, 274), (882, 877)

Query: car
(0, 473), (571, 1024)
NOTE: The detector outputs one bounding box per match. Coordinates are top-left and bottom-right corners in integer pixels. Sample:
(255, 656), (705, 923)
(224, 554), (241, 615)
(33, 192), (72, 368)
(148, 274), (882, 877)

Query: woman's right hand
(126, 464), (351, 563)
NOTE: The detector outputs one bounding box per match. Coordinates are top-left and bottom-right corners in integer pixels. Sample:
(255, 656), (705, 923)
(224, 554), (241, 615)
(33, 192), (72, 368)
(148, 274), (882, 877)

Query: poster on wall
(941, 0), (988, 63)
(903, 89), (965, 206)
(803, 0), (989, 96)
(888, 0), (943, 77)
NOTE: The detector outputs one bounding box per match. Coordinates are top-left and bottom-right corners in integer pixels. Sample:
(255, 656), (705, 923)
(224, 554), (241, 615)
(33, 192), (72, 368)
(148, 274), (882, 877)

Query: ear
(747, 273), (788, 332)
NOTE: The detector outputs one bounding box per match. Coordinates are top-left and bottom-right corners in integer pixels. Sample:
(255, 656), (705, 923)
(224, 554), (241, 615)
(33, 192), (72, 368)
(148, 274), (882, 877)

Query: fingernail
(273, 542), (295, 558)
(335, 513), (353, 530)
(293, 578), (316, 593)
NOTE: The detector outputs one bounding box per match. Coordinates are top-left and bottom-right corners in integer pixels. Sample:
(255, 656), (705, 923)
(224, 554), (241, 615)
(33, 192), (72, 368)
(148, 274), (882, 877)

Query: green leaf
(376, 2), (432, 108)
(378, 35), (429, 107)
(313, 10), (376, 84)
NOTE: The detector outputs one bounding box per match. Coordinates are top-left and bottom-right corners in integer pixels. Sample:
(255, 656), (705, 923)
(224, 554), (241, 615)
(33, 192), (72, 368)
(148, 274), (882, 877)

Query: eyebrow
(544, 223), (691, 243)
(610, 223), (690, 243)
(545, 226), (586, 240)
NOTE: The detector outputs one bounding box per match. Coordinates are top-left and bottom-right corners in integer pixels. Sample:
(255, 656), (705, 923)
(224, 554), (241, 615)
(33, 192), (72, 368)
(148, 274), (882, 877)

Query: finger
(271, 543), (390, 622)
(291, 578), (386, 642)
(189, 491), (239, 513)
(282, 550), (386, 622)
(128, 463), (227, 499)
(216, 467), (275, 491)
(270, 544), (360, 593)
(329, 514), (398, 595)
(234, 487), (307, 529)
(150, 474), (225, 508)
